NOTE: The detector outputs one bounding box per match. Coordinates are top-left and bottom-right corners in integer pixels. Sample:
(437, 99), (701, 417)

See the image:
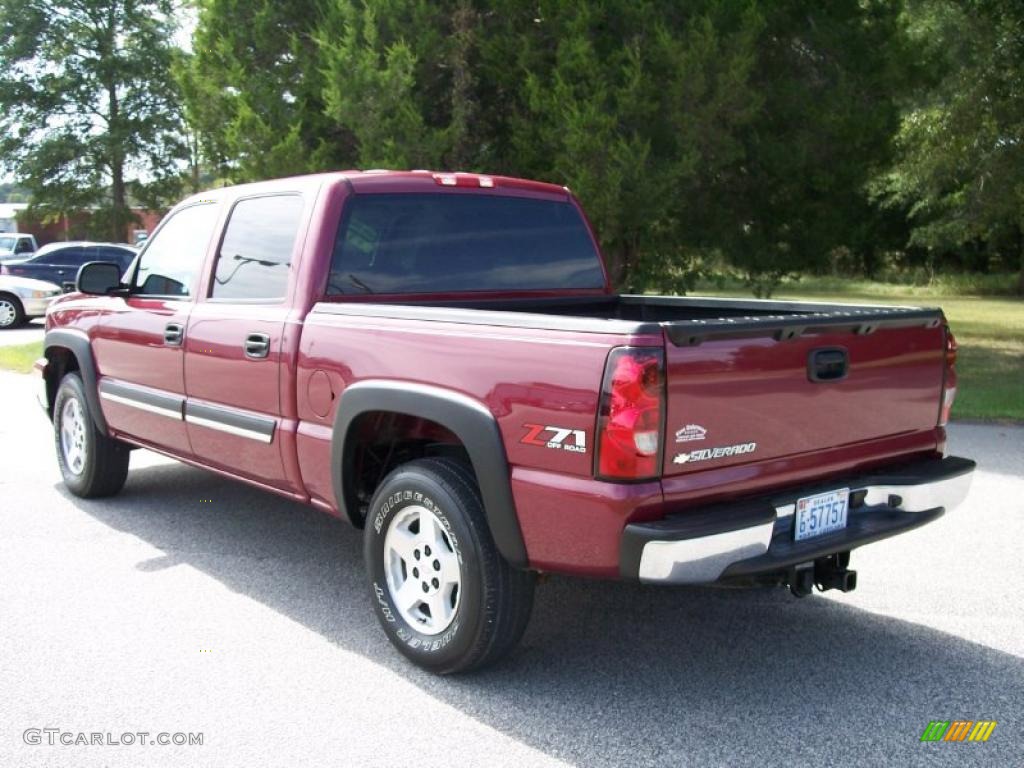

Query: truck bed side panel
(294, 313), (647, 509)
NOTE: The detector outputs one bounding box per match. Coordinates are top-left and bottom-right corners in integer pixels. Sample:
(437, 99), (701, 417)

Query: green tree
(183, 0), (341, 181)
(719, 0), (912, 295)
(480, 0), (908, 294)
(873, 0), (1024, 293)
(484, 0), (764, 289)
(178, 0), (923, 295)
(317, 0), (443, 169)
(0, 0), (188, 239)
(316, 0), (486, 170)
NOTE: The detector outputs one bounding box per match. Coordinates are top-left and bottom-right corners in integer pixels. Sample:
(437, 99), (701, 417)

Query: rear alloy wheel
(0, 294), (25, 329)
(383, 503), (463, 635)
(365, 458), (535, 674)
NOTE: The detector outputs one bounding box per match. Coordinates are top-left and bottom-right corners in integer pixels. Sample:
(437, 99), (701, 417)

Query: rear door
(661, 324), (946, 477)
(93, 203), (222, 454)
(183, 192), (310, 492)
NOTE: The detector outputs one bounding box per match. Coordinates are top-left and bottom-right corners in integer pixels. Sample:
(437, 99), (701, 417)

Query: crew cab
(36, 170), (975, 673)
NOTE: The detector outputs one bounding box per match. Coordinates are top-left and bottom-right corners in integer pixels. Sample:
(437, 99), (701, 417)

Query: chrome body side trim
(184, 401), (276, 444)
(98, 379), (183, 420)
(185, 413), (274, 443)
(100, 391), (182, 419)
(96, 379), (276, 443)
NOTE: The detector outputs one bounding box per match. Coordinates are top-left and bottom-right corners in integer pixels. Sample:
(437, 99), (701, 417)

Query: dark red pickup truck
(37, 170), (975, 673)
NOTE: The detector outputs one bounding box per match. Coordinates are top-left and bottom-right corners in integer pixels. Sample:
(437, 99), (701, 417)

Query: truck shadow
(70, 461), (1022, 767)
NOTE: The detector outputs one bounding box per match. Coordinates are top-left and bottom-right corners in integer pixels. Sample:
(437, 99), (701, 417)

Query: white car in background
(0, 274), (62, 329)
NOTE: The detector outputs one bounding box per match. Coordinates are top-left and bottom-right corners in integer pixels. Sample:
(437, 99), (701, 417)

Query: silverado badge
(673, 442), (757, 464)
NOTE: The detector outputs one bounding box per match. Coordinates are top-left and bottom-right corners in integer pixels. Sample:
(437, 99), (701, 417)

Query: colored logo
(920, 720), (996, 742)
(520, 424), (587, 454)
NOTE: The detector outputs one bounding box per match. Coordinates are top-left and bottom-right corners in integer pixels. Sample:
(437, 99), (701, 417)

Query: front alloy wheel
(53, 372), (130, 498)
(59, 396), (88, 476)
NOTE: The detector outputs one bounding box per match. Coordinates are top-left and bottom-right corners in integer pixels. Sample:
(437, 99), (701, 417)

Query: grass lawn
(0, 340), (42, 374)
(694, 278), (1024, 423)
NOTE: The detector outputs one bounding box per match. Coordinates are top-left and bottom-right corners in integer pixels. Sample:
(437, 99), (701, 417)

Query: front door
(93, 202), (222, 454)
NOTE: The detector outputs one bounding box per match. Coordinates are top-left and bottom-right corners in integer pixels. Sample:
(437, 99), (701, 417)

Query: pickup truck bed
(312, 293), (948, 482)
(36, 169), (974, 674)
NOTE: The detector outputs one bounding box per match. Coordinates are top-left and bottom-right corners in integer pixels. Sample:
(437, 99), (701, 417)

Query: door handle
(164, 322), (184, 347)
(808, 348), (848, 382)
(244, 332), (271, 359)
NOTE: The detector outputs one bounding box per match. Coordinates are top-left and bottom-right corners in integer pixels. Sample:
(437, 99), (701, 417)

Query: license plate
(794, 488), (850, 541)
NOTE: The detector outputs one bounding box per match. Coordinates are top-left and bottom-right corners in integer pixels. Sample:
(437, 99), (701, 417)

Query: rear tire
(364, 457), (535, 674)
(0, 293), (25, 329)
(54, 373), (130, 498)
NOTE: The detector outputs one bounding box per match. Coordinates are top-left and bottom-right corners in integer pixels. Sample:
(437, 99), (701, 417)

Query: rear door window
(210, 195), (304, 301)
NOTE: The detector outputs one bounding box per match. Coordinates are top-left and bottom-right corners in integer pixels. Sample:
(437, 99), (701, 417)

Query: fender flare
(43, 328), (108, 433)
(331, 380), (528, 568)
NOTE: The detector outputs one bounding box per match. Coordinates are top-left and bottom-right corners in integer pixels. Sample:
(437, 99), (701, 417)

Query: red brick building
(15, 208), (166, 247)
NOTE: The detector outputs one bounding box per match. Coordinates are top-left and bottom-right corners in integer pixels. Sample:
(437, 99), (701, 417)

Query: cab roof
(177, 170), (571, 208)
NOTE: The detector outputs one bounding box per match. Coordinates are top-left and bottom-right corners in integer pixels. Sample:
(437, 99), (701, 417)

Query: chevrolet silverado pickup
(36, 170), (975, 673)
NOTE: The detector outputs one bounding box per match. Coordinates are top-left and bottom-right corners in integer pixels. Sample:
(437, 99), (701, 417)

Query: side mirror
(76, 261), (124, 295)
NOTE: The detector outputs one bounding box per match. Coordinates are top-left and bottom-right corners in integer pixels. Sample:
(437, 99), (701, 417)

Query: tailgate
(661, 321), (946, 477)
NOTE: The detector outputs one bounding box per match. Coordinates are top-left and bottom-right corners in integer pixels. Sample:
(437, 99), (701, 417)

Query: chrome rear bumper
(621, 456), (975, 584)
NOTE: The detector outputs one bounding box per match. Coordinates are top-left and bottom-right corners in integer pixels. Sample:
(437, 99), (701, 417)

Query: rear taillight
(939, 326), (958, 426)
(595, 347), (665, 480)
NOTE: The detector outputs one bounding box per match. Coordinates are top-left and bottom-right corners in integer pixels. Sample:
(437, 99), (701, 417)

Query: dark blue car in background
(0, 241), (137, 290)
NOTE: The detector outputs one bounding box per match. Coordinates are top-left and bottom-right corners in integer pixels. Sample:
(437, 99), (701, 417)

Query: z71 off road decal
(673, 441), (756, 464)
(520, 424), (587, 454)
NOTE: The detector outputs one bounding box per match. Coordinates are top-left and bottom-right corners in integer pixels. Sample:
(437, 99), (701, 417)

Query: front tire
(54, 373), (130, 498)
(0, 293), (25, 329)
(364, 458), (535, 674)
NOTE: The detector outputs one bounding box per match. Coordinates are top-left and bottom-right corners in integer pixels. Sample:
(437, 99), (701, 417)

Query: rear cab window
(328, 193), (606, 296)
